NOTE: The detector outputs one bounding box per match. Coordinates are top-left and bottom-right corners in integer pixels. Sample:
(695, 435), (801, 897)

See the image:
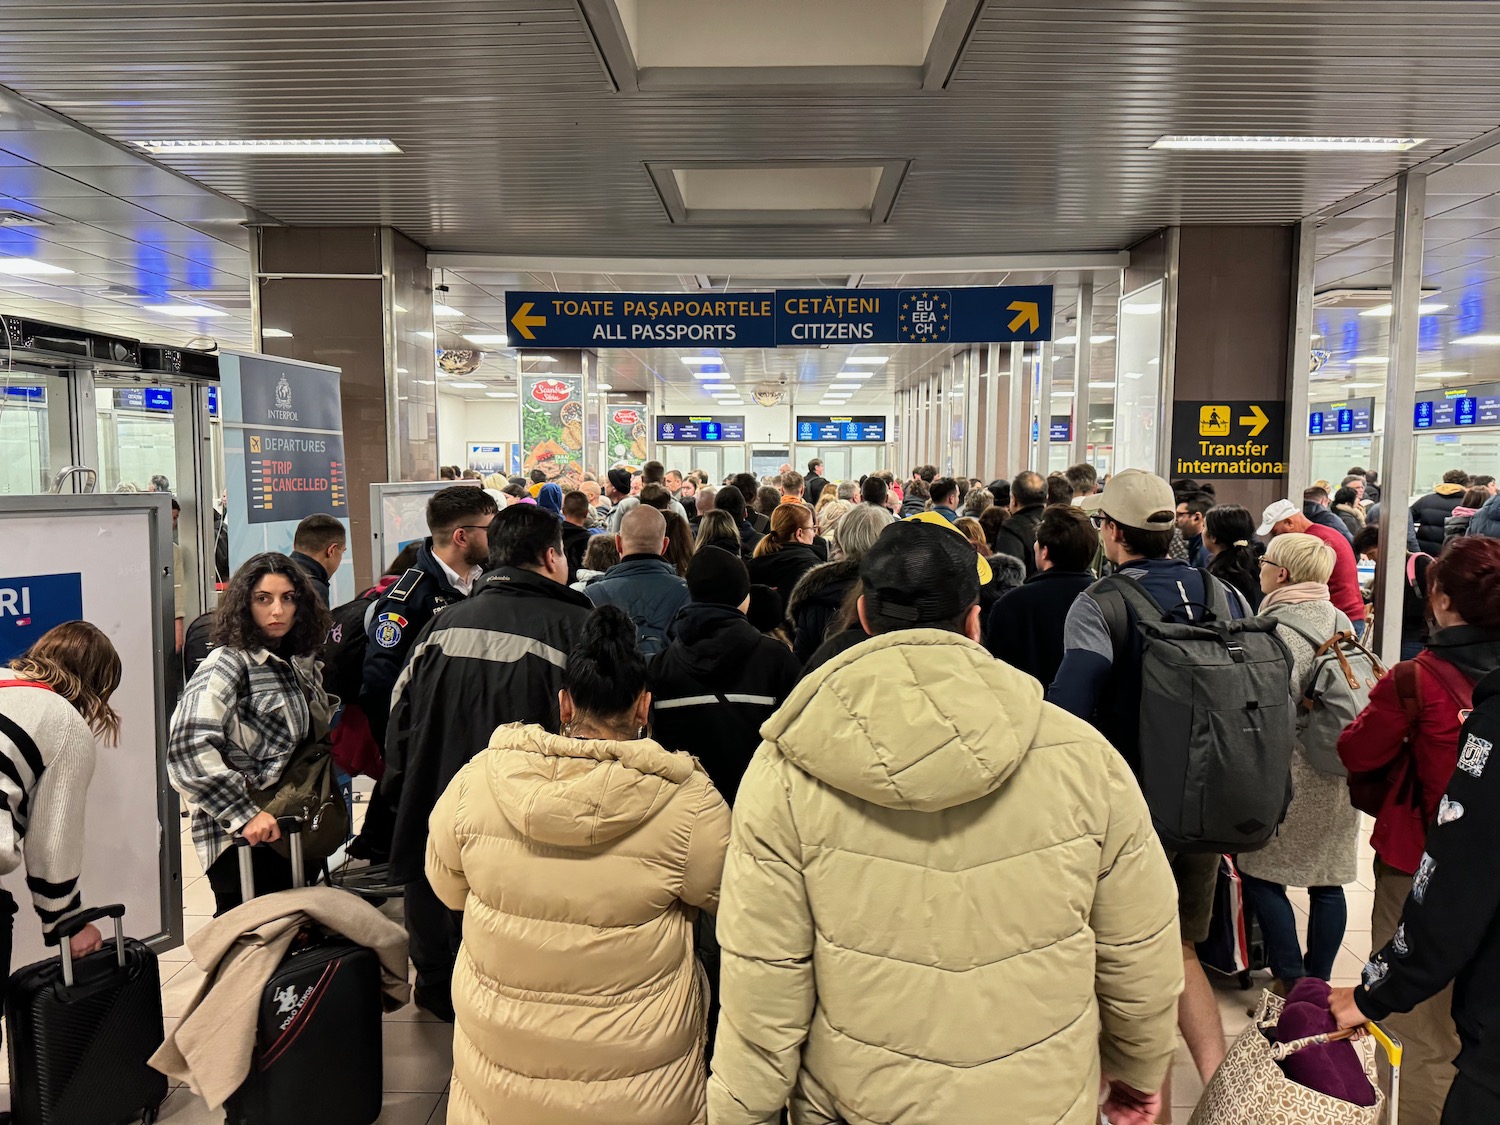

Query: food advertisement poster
(521, 375), (584, 487)
(604, 401), (650, 464)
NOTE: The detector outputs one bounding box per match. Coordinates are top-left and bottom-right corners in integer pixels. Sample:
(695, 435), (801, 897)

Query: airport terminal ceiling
(1, 1), (1500, 259)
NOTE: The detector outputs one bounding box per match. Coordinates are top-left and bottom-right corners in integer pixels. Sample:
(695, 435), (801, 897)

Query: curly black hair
(212, 551), (333, 657)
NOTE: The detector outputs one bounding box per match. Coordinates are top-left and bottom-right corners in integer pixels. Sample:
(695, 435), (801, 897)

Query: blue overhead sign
(114, 387), (173, 412)
(1415, 384), (1500, 431)
(656, 416), (746, 442)
(506, 285), (1055, 349)
(796, 416), (887, 442)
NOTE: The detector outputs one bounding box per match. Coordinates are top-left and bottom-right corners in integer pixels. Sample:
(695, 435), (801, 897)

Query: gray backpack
(1096, 572), (1297, 854)
(1276, 620), (1384, 777)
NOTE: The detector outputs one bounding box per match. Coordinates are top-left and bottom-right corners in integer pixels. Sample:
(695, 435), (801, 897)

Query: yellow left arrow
(1007, 301), (1040, 334)
(510, 301), (546, 341)
(1238, 404), (1270, 437)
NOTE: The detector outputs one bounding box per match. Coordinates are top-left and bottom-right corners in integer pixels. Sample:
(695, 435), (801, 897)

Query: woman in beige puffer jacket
(427, 607), (731, 1124)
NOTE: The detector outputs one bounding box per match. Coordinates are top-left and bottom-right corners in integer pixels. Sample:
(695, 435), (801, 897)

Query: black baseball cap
(859, 520), (981, 625)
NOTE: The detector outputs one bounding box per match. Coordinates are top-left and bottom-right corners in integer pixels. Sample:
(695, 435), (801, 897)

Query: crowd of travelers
(7, 449), (1500, 1124)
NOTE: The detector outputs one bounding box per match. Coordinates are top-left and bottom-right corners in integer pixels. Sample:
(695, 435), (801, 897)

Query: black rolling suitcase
(224, 817), (384, 1125)
(5, 903), (169, 1125)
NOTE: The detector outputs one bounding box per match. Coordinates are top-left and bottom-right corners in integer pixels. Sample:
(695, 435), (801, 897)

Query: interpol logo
(268, 374), (300, 423)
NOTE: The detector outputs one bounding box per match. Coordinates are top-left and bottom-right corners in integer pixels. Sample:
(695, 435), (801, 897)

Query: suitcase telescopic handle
(233, 815), (306, 902)
(55, 903), (127, 987)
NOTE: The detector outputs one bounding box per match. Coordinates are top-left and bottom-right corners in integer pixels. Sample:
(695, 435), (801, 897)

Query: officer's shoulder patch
(373, 612), (408, 648)
(386, 567), (426, 604)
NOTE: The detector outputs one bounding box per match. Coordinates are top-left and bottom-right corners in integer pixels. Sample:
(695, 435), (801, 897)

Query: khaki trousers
(1372, 858), (1460, 1125)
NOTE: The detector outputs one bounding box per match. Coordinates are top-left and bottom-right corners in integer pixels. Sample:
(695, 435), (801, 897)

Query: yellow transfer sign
(1172, 399), (1287, 480)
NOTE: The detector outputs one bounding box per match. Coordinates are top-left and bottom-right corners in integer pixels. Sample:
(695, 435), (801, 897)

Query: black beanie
(686, 546), (751, 608)
(607, 467), (632, 494)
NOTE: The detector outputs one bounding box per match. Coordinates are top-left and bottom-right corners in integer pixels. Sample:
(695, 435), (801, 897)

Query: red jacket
(1337, 650), (1474, 874)
(1303, 521), (1366, 623)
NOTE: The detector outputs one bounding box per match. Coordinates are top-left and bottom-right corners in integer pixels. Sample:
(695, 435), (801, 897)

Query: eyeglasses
(1088, 512), (1113, 530)
(457, 523), (493, 535)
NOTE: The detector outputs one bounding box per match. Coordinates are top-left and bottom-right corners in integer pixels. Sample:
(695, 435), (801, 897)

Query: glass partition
(1310, 436), (1376, 493)
(1113, 281), (1165, 474)
(1414, 430), (1500, 505)
(0, 372), (72, 494)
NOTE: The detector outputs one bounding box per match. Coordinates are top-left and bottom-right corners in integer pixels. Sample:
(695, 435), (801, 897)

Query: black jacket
(381, 566), (593, 882)
(560, 522), (593, 585)
(583, 555), (691, 658)
(991, 504), (1045, 577)
(786, 559), (859, 665)
(1412, 486), (1467, 553)
(290, 551), (332, 608)
(746, 543), (824, 599)
(978, 553), (1027, 636)
(800, 625), (870, 681)
(734, 518), (764, 560)
(649, 604), (802, 804)
(804, 474), (829, 506)
(986, 569), (1096, 686)
(1304, 502), (1354, 545)
(1355, 668), (1500, 1097)
(359, 540), (467, 749)
(748, 510), (771, 535)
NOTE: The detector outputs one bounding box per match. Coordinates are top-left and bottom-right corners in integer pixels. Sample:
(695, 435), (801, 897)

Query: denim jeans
(1240, 874), (1346, 982)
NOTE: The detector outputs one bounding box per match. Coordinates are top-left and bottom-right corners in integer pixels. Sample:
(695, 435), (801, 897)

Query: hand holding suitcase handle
(54, 903), (128, 987)
(234, 816), (307, 902)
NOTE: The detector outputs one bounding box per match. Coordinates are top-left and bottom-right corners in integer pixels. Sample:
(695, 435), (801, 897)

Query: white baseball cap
(1256, 498), (1300, 536)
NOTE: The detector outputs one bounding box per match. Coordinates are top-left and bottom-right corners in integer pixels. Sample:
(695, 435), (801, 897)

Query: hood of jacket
(666, 603), (765, 675)
(486, 723), (696, 847)
(1434, 482), (1467, 497)
(1426, 624), (1500, 683)
(985, 552), (1026, 591)
(763, 629), (1043, 812)
(786, 558), (859, 619)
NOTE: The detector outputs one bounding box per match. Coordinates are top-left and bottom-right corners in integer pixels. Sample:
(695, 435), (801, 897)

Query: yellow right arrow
(1007, 301), (1040, 333)
(1239, 404), (1270, 437)
(510, 301), (547, 341)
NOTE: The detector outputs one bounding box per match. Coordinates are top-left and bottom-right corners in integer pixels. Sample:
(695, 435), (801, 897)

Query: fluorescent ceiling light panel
(837, 370), (874, 379)
(141, 303), (227, 317)
(596, 383), (613, 390)
(1453, 334), (1500, 345)
(1419, 370), (1468, 378)
(829, 383), (861, 391)
(464, 333), (509, 345)
(1151, 135), (1425, 152)
(485, 391), (517, 398)
(0, 257), (73, 276)
(1051, 391), (1076, 397)
(681, 355), (723, 365)
(1359, 303), (1448, 317)
(1087, 381), (1116, 389)
(134, 138), (402, 155)
(414, 330), (434, 339)
(845, 356), (889, 365)
(261, 328), (292, 338)
(433, 304), (462, 318)
(447, 381), (486, 389)
(1349, 356), (1390, 365)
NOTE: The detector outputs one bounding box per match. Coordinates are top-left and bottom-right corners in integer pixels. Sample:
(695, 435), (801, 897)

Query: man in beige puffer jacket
(708, 519), (1184, 1125)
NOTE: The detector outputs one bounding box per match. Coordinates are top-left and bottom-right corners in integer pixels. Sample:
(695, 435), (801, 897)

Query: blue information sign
(656, 416), (746, 442)
(1415, 385), (1500, 431)
(1049, 417), (1072, 443)
(0, 572), (84, 664)
(1455, 396), (1478, 426)
(505, 285), (1054, 349)
(1415, 400), (1435, 429)
(2, 385), (44, 402)
(1309, 411), (1325, 435)
(795, 416), (887, 442)
(114, 387), (173, 412)
(1336, 408), (1354, 433)
(207, 385), (219, 418)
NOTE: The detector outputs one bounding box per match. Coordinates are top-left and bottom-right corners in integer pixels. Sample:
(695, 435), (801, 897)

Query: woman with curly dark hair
(168, 552), (335, 914)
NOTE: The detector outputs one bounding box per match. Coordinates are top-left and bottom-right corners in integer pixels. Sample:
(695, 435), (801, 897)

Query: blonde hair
(1265, 532), (1335, 585)
(9, 621), (123, 745)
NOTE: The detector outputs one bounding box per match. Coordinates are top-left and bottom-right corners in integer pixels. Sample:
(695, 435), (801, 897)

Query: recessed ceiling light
(133, 138), (402, 155)
(1087, 381), (1115, 389)
(1053, 334), (1113, 346)
(692, 371), (728, 380)
(262, 328), (292, 338)
(0, 257), (73, 276)
(1310, 333), (1324, 341)
(1051, 391), (1076, 397)
(844, 356), (889, 365)
(486, 391), (518, 399)
(1359, 303), (1448, 317)
(415, 330), (434, 340)
(1123, 371), (1146, 379)
(1349, 356), (1390, 365)
(141, 303), (227, 317)
(1419, 370), (1469, 378)
(596, 382), (613, 391)
(433, 304), (462, 318)
(416, 379), (436, 385)
(1453, 334), (1500, 345)
(681, 355), (723, 366)
(837, 370), (874, 379)
(448, 381), (486, 389)
(1151, 135), (1425, 152)
(464, 333), (509, 345)
(829, 383), (861, 391)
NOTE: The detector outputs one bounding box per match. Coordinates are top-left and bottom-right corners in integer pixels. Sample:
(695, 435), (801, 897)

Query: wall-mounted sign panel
(1049, 416), (1072, 442)
(1415, 383), (1500, 430)
(114, 387), (174, 413)
(505, 285), (1055, 349)
(605, 403), (650, 462)
(1309, 396), (1374, 436)
(467, 443), (518, 476)
(656, 416), (746, 442)
(1170, 399), (1288, 479)
(796, 416), (887, 442)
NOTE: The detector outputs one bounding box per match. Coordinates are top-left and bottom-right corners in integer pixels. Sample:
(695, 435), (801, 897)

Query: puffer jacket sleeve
(424, 758), (474, 912)
(1089, 749), (1184, 1093)
(679, 771), (731, 914)
(707, 750), (813, 1125)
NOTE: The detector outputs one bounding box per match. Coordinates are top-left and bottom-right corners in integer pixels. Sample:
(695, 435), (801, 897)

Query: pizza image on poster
(605, 403), (650, 462)
(522, 376), (583, 487)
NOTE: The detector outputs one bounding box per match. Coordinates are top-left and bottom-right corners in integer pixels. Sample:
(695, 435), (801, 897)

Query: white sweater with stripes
(0, 680), (96, 944)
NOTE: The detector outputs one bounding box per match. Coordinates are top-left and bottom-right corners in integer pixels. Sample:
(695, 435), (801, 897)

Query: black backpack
(1096, 571), (1296, 854)
(322, 592), (379, 703)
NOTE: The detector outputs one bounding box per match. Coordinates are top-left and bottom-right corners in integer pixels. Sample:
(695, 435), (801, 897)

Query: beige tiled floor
(0, 801), (1385, 1124)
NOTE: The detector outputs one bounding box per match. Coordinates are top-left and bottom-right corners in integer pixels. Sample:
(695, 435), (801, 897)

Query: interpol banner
(221, 351), (354, 604)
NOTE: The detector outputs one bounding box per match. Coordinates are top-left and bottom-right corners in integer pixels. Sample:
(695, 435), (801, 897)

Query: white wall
(438, 394), (520, 468)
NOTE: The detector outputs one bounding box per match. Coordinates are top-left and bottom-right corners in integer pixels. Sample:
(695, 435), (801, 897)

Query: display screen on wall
(656, 416), (746, 442)
(1309, 396), (1374, 436)
(605, 403), (650, 461)
(520, 376), (584, 486)
(1415, 384), (1500, 430)
(115, 387), (174, 412)
(795, 416), (887, 442)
